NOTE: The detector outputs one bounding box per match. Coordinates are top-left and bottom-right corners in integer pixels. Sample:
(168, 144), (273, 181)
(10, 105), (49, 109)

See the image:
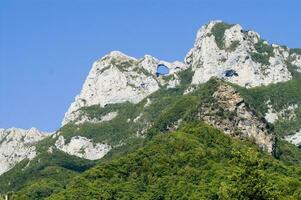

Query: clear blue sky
(1, 0), (301, 132)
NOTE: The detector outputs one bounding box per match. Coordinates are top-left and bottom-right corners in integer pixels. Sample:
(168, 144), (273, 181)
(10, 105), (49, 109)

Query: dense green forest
(10, 123), (301, 200)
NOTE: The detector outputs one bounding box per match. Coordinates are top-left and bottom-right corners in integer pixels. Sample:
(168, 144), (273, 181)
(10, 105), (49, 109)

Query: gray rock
(185, 20), (292, 88)
(0, 128), (50, 175)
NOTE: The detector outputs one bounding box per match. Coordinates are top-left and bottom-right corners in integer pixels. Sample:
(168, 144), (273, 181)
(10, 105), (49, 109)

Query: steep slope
(184, 20), (301, 148)
(62, 51), (188, 125)
(185, 20), (293, 87)
(196, 82), (274, 153)
(0, 128), (50, 175)
(234, 69), (301, 146)
(41, 123), (300, 200)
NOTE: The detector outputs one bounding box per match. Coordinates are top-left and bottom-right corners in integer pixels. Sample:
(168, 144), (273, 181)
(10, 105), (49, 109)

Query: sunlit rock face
(0, 128), (50, 175)
(185, 20), (292, 88)
(285, 130), (301, 147)
(291, 52), (301, 72)
(54, 136), (111, 160)
(62, 21), (299, 126)
(62, 51), (188, 125)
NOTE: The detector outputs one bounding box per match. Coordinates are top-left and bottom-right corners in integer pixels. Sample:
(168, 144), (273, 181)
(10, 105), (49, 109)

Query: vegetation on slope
(40, 123), (301, 200)
(276, 140), (301, 165)
(0, 150), (95, 199)
(0, 77), (226, 199)
(250, 39), (275, 66)
(52, 67), (194, 145)
(227, 40), (240, 52)
(211, 22), (234, 49)
(290, 48), (301, 55)
(235, 73), (301, 137)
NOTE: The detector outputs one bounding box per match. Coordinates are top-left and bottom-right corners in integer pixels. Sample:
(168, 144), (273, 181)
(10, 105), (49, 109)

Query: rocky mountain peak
(62, 21), (301, 126)
(62, 51), (188, 125)
(186, 20), (292, 88)
(107, 50), (135, 58)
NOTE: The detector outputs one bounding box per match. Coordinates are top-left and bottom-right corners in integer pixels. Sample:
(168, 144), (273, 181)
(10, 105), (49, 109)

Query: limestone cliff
(0, 128), (50, 175)
(62, 51), (188, 125)
(285, 130), (301, 147)
(290, 51), (301, 72)
(63, 20), (301, 127)
(54, 135), (111, 160)
(185, 20), (292, 88)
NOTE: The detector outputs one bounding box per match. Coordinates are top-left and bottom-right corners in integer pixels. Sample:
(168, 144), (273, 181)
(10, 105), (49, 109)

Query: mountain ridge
(1, 20), (301, 199)
(62, 20), (301, 127)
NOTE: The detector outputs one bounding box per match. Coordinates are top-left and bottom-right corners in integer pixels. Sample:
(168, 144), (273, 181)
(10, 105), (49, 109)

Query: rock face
(185, 20), (292, 88)
(197, 81), (275, 153)
(264, 101), (298, 124)
(285, 130), (301, 147)
(0, 128), (49, 175)
(291, 52), (301, 72)
(54, 136), (111, 160)
(74, 111), (118, 125)
(62, 51), (188, 125)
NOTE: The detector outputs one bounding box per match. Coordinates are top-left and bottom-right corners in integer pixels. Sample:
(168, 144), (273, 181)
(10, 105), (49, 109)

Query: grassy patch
(251, 40), (275, 66)
(211, 22), (234, 49)
(290, 48), (301, 55)
(254, 40), (275, 57)
(226, 40), (240, 52)
(250, 52), (270, 66)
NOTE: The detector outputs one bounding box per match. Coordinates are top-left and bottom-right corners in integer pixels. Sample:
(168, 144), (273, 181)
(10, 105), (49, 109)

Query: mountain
(1, 20), (301, 199)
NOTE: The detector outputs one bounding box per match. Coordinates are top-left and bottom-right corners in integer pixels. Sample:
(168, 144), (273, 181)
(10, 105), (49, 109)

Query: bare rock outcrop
(62, 51), (188, 125)
(0, 128), (50, 175)
(197, 81), (275, 153)
(186, 20), (292, 88)
(54, 136), (111, 160)
(285, 130), (301, 147)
